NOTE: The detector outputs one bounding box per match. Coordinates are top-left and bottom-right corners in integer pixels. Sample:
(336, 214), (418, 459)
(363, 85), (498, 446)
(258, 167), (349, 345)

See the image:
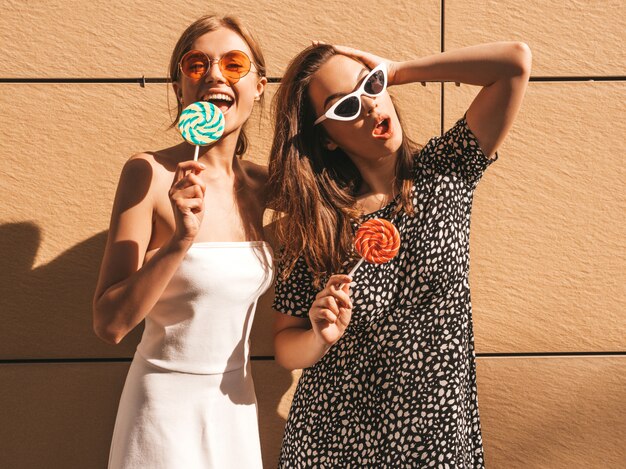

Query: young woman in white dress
(93, 15), (271, 469)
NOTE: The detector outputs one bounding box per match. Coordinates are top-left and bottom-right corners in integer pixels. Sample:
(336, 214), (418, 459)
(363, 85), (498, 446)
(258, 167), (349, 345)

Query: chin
(387, 132), (404, 152)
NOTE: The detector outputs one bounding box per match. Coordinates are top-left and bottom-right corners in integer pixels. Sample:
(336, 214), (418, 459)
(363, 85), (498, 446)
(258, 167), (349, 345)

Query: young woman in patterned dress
(268, 42), (531, 467)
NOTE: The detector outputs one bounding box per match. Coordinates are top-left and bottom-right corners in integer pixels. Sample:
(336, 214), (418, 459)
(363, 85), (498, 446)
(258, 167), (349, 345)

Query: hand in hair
(309, 274), (354, 346)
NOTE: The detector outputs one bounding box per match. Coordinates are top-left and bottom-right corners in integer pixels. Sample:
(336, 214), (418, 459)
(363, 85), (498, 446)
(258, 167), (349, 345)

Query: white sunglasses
(313, 62), (388, 125)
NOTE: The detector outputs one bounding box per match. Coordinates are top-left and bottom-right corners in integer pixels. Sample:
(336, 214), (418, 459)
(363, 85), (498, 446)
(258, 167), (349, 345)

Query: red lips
(372, 115), (393, 139)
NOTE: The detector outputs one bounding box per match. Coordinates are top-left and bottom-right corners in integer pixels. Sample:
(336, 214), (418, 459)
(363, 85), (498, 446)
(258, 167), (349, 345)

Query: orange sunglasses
(179, 49), (257, 84)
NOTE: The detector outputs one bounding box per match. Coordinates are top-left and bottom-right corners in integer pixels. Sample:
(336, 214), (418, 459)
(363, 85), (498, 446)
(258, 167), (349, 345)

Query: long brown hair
(268, 44), (419, 286)
(168, 14), (266, 157)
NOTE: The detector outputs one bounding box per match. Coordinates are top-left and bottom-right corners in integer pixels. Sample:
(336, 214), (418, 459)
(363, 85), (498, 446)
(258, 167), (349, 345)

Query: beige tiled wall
(445, 0), (625, 76)
(446, 81), (626, 353)
(1, 1), (624, 468)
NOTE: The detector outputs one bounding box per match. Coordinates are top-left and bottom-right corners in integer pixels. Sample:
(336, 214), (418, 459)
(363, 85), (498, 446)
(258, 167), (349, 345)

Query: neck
(192, 129), (241, 176)
(349, 149), (398, 198)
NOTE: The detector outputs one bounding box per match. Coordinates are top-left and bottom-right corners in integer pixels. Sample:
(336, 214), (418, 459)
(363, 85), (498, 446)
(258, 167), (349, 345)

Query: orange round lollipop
(348, 218), (400, 277)
(355, 218), (400, 263)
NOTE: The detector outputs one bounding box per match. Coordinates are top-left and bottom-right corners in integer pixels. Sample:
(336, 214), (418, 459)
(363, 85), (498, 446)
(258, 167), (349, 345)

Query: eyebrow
(323, 67), (370, 109)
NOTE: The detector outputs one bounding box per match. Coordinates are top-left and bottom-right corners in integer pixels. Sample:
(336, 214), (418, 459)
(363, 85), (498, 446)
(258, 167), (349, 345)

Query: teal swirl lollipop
(177, 101), (225, 160)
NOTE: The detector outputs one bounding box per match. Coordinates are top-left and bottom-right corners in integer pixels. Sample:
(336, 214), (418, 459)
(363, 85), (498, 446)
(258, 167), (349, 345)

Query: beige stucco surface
(477, 356), (626, 468)
(11, 0), (623, 78)
(446, 82), (626, 353)
(0, 362), (128, 469)
(0, 0), (440, 78)
(446, 0), (626, 76)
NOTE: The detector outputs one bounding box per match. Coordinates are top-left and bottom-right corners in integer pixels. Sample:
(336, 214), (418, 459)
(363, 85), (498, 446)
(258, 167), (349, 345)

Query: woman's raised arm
(333, 41), (532, 158)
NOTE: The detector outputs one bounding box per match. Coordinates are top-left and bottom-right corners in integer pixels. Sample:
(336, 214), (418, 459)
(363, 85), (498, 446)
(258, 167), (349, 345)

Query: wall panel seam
(2, 352), (626, 364)
(441, 0), (445, 135)
(1, 77), (625, 85)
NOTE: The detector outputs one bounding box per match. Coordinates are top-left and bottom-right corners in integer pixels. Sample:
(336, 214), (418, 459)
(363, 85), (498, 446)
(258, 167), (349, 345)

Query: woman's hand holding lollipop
(309, 218), (399, 347)
(168, 100), (225, 244)
(169, 160), (206, 244)
(309, 274), (353, 347)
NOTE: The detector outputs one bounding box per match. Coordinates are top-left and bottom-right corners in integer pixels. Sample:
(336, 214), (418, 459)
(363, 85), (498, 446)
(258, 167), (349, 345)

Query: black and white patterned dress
(273, 115), (497, 468)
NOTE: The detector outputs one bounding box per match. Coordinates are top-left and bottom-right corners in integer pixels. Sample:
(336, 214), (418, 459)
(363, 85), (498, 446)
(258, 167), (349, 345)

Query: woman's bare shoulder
(127, 148), (181, 174)
(114, 148), (181, 206)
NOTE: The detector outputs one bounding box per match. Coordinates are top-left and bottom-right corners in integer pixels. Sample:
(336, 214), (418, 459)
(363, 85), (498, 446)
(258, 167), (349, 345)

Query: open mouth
(202, 93), (234, 114)
(372, 116), (392, 138)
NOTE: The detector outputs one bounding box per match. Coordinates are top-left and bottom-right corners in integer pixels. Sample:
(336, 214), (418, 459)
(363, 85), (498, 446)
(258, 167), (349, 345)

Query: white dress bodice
(136, 241), (273, 374)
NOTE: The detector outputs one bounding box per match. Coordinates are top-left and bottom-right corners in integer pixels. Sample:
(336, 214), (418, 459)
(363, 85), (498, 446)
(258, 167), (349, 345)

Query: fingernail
(199, 163), (206, 169)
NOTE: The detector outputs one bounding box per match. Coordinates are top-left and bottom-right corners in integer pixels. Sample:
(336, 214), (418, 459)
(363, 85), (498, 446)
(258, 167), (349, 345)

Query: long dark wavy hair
(268, 44), (420, 286)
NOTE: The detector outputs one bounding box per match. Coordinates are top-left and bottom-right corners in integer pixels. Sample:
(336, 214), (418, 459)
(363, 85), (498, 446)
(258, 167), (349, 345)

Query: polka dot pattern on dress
(273, 114), (497, 468)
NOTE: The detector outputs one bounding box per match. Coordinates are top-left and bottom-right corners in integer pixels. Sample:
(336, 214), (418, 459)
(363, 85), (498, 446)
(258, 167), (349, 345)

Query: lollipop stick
(193, 145), (200, 162)
(347, 257), (365, 278)
(337, 257), (363, 291)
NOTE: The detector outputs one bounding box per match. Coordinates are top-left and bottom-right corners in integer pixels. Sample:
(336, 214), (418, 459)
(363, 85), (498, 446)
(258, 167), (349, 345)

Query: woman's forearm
(394, 41), (532, 87)
(93, 238), (191, 344)
(274, 327), (331, 370)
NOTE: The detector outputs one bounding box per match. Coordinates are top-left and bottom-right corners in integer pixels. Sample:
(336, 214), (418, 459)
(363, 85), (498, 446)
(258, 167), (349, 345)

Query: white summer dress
(108, 241), (273, 469)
